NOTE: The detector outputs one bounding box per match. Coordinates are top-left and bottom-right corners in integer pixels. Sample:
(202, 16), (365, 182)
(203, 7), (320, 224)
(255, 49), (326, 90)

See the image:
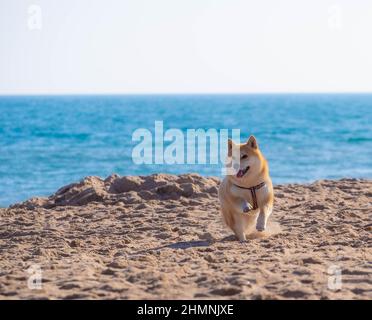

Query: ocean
(0, 94), (371, 207)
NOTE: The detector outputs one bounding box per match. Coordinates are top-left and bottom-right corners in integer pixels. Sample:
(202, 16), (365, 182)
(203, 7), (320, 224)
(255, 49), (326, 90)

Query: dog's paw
(242, 202), (253, 214)
(256, 221), (266, 231)
(237, 235), (247, 243)
(235, 233), (247, 242)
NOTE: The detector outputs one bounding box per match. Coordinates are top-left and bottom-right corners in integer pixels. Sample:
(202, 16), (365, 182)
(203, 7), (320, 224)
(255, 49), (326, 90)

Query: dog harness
(233, 181), (266, 210)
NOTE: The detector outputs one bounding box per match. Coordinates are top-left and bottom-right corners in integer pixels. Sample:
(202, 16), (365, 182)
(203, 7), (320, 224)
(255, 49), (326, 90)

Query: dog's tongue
(236, 169), (245, 178)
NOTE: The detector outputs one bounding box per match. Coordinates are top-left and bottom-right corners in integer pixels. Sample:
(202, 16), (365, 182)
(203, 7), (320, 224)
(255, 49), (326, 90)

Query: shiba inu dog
(218, 136), (274, 241)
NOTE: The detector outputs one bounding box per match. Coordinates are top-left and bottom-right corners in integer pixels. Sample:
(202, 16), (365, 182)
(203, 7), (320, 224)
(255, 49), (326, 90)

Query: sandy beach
(0, 174), (371, 299)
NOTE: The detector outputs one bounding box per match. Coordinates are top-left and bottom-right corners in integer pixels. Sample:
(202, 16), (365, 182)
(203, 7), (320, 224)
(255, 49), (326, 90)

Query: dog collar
(232, 181), (266, 210)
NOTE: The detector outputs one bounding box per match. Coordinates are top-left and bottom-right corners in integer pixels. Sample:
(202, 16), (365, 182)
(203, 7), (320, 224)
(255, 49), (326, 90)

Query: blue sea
(0, 94), (371, 207)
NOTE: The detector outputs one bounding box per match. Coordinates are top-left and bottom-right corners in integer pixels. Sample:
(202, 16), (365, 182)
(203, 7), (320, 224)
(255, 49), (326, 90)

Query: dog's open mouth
(236, 166), (250, 178)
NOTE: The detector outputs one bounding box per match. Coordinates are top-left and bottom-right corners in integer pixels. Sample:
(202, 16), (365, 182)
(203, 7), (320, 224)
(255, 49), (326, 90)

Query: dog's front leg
(256, 205), (272, 231)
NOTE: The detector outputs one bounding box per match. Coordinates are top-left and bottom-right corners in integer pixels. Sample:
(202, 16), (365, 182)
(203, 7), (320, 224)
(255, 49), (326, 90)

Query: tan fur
(218, 135), (274, 241)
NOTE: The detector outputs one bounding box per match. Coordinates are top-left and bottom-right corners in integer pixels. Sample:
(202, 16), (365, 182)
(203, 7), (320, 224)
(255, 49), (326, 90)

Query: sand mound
(1, 175), (371, 299)
(11, 173), (220, 209)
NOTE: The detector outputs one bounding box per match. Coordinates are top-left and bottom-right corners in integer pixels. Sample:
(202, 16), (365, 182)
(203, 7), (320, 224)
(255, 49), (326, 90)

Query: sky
(1, 0), (372, 94)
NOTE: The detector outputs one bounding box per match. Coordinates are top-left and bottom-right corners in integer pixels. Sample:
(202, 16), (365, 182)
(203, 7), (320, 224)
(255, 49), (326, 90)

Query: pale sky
(1, 0), (372, 94)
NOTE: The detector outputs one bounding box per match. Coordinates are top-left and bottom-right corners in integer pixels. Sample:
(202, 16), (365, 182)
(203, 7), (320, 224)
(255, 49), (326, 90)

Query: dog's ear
(247, 135), (258, 149)
(227, 138), (234, 157)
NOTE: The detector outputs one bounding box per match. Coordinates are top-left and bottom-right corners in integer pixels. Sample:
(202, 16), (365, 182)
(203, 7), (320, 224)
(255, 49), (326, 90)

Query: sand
(0, 173), (371, 299)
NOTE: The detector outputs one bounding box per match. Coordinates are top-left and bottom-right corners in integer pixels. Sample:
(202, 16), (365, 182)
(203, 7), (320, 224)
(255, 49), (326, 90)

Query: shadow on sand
(132, 235), (241, 255)
(132, 223), (281, 255)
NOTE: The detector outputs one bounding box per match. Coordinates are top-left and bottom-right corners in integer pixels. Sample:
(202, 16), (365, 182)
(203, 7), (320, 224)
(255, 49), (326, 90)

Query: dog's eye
(241, 154), (248, 160)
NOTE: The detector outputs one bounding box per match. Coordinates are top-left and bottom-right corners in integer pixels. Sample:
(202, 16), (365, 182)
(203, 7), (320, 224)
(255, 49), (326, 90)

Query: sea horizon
(2, 92), (372, 97)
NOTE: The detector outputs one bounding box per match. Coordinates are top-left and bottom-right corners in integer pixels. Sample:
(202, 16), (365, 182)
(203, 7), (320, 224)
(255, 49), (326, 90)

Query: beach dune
(0, 174), (371, 299)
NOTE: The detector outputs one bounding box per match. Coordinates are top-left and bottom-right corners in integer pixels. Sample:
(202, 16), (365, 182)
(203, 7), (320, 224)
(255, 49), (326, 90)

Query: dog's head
(226, 135), (264, 182)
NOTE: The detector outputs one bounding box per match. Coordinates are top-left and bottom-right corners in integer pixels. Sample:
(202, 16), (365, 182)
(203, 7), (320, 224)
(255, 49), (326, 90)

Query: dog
(218, 135), (274, 241)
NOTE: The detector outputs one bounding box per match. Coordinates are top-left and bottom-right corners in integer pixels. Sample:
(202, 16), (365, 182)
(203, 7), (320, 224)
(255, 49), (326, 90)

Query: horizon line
(1, 91), (372, 97)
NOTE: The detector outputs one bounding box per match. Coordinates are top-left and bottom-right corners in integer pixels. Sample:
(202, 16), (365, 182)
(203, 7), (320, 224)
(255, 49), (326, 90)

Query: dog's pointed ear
(247, 135), (258, 149)
(228, 138), (234, 157)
